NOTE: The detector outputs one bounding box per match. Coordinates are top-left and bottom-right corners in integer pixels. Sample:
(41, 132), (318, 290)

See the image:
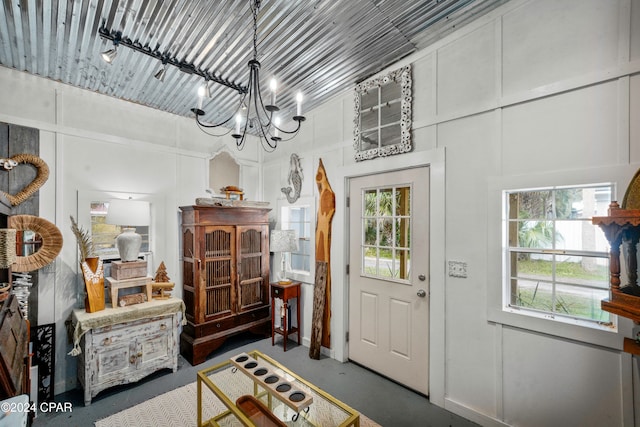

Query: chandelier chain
(252, 1), (259, 61)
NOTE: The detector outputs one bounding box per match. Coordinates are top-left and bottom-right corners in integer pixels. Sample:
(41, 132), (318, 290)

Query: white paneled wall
(263, 0), (640, 426)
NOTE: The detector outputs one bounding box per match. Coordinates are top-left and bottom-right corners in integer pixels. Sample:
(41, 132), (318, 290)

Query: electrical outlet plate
(448, 260), (467, 278)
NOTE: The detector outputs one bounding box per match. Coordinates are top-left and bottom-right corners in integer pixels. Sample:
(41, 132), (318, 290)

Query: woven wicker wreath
(0, 153), (50, 206)
(8, 215), (63, 272)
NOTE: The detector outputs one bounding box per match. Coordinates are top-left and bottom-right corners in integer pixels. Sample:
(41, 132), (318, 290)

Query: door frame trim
(333, 147), (446, 406)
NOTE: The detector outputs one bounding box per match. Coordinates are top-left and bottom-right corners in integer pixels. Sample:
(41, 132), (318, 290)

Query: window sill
(488, 306), (625, 350)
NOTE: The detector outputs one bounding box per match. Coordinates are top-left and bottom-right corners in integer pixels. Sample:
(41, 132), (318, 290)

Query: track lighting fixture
(101, 46), (117, 63)
(98, 0), (306, 152)
(154, 64), (166, 82)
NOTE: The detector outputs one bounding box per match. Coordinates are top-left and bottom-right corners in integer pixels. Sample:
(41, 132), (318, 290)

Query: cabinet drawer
(91, 316), (173, 347)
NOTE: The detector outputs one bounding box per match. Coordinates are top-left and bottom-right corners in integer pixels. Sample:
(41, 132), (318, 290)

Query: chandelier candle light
(191, 0), (306, 152)
(106, 199), (150, 262)
(270, 230), (299, 284)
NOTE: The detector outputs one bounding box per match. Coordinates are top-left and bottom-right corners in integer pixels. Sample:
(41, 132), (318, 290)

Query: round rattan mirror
(8, 215), (63, 272)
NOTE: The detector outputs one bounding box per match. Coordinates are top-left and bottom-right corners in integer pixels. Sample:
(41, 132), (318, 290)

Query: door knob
(418, 274), (426, 281)
(417, 289), (427, 298)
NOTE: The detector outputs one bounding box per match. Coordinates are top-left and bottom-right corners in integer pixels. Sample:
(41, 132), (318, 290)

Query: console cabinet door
(202, 225), (236, 321)
(237, 225), (269, 312)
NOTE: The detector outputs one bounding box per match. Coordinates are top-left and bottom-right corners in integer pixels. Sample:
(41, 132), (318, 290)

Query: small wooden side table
(105, 276), (153, 308)
(270, 281), (301, 351)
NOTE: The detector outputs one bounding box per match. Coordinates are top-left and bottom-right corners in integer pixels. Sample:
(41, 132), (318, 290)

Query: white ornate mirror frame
(353, 65), (412, 161)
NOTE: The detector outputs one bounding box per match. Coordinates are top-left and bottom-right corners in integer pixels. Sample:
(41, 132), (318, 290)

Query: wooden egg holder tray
(230, 352), (313, 413)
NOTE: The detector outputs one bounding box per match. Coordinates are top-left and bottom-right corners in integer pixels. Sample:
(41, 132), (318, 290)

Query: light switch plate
(448, 260), (467, 278)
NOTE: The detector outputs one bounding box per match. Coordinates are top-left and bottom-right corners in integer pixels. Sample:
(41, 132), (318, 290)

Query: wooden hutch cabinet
(179, 205), (271, 365)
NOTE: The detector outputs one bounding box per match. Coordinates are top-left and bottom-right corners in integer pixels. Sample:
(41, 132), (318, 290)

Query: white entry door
(348, 167), (429, 395)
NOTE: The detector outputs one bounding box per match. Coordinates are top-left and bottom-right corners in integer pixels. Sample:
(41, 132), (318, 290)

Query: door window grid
(361, 185), (411, 281)
(504, 184), (612, 325)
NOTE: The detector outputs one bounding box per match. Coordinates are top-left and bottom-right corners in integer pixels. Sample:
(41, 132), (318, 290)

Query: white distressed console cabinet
(70, 298), (184, 405)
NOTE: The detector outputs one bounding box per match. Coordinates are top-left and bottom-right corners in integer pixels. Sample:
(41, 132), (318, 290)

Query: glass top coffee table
(197, 350), (360, 426)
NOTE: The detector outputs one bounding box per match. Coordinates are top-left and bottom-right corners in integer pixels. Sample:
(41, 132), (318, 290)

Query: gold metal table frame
(197, 350), (360, 426)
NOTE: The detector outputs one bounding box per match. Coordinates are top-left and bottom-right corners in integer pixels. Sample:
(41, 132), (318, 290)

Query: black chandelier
(99, 0), (305, 152)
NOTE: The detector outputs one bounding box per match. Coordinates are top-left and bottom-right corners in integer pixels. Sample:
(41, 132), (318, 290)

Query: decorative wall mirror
(209, 150), (240, 195)
(8, 215), (63, 272)
(353, 65), (412, 162)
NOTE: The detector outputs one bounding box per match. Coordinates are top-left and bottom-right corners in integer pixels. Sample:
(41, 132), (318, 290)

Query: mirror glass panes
(361, 185), (411, 281)
(354, 65), (412, 161)
(90, 201), (150, 257)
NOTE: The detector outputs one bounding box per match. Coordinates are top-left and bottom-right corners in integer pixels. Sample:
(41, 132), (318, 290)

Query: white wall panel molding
(444, 397), (510, 427)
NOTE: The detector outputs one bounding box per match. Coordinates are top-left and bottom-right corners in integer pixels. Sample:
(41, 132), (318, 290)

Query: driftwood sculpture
(309, 261), (328, 359)
(314, 159), (335, 349)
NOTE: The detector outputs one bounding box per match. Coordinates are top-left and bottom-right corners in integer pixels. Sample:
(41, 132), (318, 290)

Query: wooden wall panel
(0, 122), (41, 326)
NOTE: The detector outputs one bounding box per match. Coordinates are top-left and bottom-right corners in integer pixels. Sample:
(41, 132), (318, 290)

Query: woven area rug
(94, 380), (380, 427)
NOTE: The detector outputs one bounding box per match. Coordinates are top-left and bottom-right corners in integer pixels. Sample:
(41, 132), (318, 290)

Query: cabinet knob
(102, 337), (112, 346)
(160, 324), (167, 330)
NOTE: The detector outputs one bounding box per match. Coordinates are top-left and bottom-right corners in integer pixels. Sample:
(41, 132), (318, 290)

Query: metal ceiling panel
(0, 0), (508, 126)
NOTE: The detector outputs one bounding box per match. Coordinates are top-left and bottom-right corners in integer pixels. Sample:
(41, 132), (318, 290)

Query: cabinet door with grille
(236, 225), (269, 311)
(202, 226), (236, 320)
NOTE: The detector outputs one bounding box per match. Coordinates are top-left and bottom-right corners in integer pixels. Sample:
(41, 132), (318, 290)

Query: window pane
(510, 278), (553, 312)
(395, 187), (410, 216)
(364, 219), (377, 245)
(516, 220), (554, 249)
(564, 186), (612, 219)
(509, 191), (551, 220)
(396, 218), (410, 249)
(554, 256), (609, 287)
(555, 284), (610, 321)
(378, 188), (393, 216)
(298, 238), (311, 256)
(378, 218), (393, 247)
(554, 220), (609, 252)
(553, 188), (580, 219)
(363, 247), (378, 275)
(364, 190), (377, 216)
(511, 252), (554, 279)
(291, 253), (310, 272)
(394, 249), (411, 280)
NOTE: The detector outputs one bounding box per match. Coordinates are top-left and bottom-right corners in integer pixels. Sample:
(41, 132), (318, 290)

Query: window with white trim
(279, 196), (315, 283)
(504, 184), (612, 326)
(90, 201), (150, 258)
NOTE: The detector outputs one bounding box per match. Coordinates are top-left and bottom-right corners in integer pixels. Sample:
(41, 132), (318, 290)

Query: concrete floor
(33, 334), (479, 427)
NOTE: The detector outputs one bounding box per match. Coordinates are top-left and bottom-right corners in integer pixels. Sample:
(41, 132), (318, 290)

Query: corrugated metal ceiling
(0, 0), (507, 125)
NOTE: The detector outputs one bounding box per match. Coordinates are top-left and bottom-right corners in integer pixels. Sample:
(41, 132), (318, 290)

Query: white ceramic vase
(115, 227), (142, 262)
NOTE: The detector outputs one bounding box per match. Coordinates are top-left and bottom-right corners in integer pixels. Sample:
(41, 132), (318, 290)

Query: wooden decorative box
(111, 260), (147, 280)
